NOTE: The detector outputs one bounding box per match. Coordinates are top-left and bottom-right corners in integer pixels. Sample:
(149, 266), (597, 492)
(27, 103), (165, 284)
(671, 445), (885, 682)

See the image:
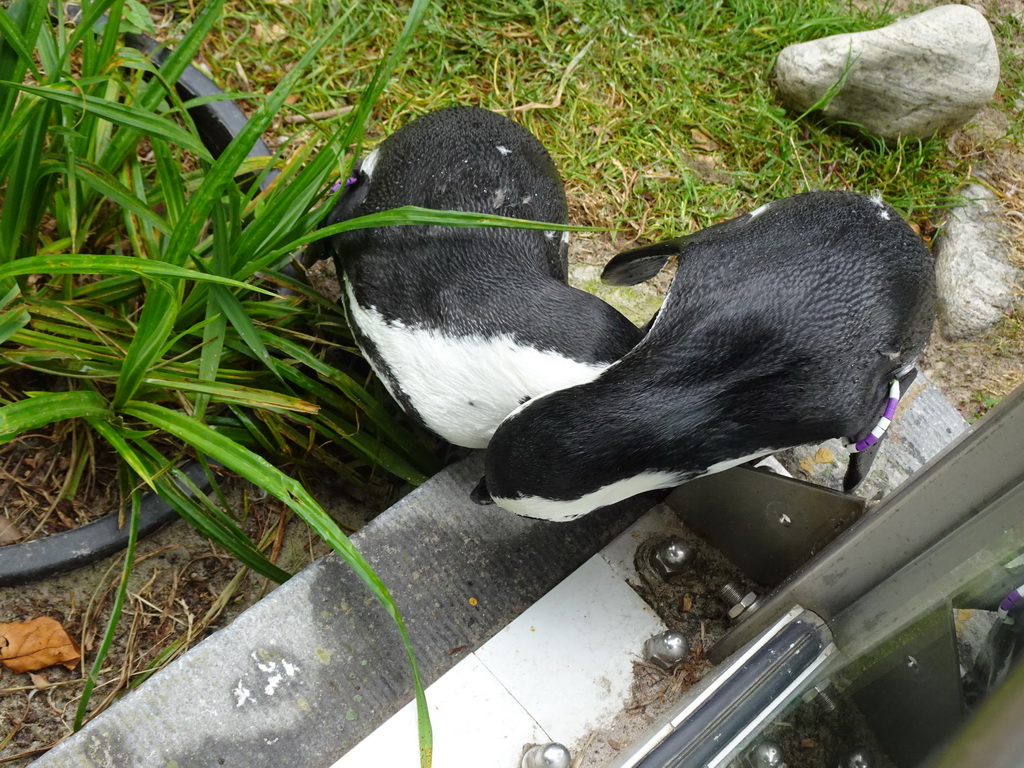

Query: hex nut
(644, 629), (689, 670)
(836, 745), (873, 768)
(650, 537), (695, 579)
(522, 742), (571, 768)
(747, 739), (786, 767)
(727, 590), (758, 620)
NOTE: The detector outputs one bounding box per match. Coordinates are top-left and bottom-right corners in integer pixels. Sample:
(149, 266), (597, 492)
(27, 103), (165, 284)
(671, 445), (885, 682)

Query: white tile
(474, 555), (665, 744)
(332, 653), (546, 768)
(598, 503), (684, 582)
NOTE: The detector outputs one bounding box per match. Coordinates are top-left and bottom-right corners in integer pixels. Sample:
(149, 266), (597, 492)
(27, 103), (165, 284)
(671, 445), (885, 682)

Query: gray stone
(934, 184), (1021, 340)
(774, 5), (999, 140)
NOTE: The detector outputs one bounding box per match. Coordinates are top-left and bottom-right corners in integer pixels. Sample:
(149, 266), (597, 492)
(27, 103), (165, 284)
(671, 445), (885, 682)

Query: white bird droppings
(265, 674), (284, 696)
(234, 681), (253, 707)
(496, 145), (511, 155)
(869, 190), (891, 220)
(243, 653), (301, 703)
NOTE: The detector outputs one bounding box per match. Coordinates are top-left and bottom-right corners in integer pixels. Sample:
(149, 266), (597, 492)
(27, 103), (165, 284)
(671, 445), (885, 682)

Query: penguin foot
(470, 477), (495, 505)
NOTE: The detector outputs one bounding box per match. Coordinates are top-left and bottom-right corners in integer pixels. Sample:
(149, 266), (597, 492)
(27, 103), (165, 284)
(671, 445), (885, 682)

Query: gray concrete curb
(35, 453), (655, 768)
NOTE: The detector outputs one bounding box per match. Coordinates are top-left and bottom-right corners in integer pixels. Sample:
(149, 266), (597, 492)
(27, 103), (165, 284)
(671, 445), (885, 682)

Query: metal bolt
(721, 582), (745, 604)
(644, 630), (689, 669)
(836, 745), (873, 768)
(801, 681), (838, 713)
(746, 740), (786, 767)
(650, 536), (695, 578)
(722, 582), (759, 620)
(522, 743), (571, 768)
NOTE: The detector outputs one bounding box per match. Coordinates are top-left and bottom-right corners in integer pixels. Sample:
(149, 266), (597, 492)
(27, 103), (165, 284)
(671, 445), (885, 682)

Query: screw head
(748, 739), (785, 767)
(836, 745), (873, 768)
(522, 743), (571, 768)
(650, 536), (695, 578)
(644, 630), (689, 669)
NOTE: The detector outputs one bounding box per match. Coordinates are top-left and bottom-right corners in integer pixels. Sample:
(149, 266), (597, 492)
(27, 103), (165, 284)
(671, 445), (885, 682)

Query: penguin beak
(470, 477), (494, 505)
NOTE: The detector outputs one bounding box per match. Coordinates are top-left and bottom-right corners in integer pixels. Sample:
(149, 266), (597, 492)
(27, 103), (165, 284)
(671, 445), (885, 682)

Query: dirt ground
(4, 5), (1024, 767)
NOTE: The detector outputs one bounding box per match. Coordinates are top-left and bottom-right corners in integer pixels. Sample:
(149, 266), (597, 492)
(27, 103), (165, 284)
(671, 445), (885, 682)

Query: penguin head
(474, 382), (686, 522)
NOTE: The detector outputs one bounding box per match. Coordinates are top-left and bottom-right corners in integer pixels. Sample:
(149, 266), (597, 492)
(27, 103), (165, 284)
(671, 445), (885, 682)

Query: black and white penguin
(315, 106), (642, 448)
(473, 190), (937, 521)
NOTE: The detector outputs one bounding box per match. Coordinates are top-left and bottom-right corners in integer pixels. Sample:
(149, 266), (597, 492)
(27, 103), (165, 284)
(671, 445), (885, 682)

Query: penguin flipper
(842, 367), (920, 492)
(843, 441), (881, 493)
(601, 239), (686, 285)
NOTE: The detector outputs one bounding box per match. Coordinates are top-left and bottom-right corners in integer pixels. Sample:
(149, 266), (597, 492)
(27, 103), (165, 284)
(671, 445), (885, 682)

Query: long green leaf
(0, 306), (31, 345)
(238, 205), (601, 282)
(122, 399), (427, 755)
(73, 469), (140, 732)
(209, 284), (276, 374)
(0, 390), (109, 442)
(72, 160), (173, 236)
(1, 81), (213, 160)
(0, 283), (29, 344)
(123, 436), (290, 583)
(0, 100), (52, 264)
(0, 254), (273, 294)
(113, 280), (180, 409)
(143, 375), (319, 413)
(0, 0), (45, 111)
(0, 4), (40, 82)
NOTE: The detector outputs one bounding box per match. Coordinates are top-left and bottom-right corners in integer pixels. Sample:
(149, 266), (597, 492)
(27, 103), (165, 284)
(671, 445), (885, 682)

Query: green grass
(180, 0), (1002, 246)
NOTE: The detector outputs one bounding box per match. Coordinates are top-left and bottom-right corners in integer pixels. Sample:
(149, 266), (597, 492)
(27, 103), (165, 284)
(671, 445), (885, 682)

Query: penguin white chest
(344, 281), (608, 448)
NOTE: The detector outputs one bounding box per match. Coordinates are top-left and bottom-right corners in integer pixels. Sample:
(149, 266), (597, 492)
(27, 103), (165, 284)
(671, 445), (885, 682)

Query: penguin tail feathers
(601, 239), (687, 285)
(604, 206), (772, 286)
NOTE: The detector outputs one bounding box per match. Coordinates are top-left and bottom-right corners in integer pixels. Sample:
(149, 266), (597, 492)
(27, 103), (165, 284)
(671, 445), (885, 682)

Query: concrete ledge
(34, 454), (655, 768)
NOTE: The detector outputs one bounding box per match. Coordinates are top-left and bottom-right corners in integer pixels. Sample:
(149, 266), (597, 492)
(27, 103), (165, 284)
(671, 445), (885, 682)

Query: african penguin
(315, 106), (642, 449)
(473, 190), (936, 520)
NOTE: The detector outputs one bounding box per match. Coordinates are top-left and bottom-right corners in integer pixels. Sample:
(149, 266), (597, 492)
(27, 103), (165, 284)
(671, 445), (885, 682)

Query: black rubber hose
(0, 463), (211, 587)
(123, 32), (279, 192)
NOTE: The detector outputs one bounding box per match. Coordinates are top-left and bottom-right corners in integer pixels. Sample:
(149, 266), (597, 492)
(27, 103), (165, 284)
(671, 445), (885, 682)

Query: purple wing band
(330, 175), (359, 194)
(853, 433), (879, 452)
(846, 378), (902, 454)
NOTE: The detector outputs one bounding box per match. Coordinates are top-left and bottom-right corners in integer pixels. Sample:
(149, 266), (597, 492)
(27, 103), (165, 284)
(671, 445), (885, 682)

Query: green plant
(0, 0), (455, 759)
(0, 2), (599, 759)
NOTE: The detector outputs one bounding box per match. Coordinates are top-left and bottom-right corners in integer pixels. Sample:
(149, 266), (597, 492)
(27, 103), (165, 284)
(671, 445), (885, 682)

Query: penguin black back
(319, 106), (642, 448)
(478, 190), (936, 520)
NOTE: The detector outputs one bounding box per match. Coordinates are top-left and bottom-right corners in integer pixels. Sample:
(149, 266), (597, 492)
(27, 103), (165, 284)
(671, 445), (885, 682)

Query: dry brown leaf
(0, 514), (23, 544)
(29, 672), (49, 688)
(690, 128), (718, 152)
(0, 617), (81, 673)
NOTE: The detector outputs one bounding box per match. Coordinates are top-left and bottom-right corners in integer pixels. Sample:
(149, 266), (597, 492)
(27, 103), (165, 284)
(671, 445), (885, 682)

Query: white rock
(934, 184), (1020, 340)
(774, 5), (999, 140)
